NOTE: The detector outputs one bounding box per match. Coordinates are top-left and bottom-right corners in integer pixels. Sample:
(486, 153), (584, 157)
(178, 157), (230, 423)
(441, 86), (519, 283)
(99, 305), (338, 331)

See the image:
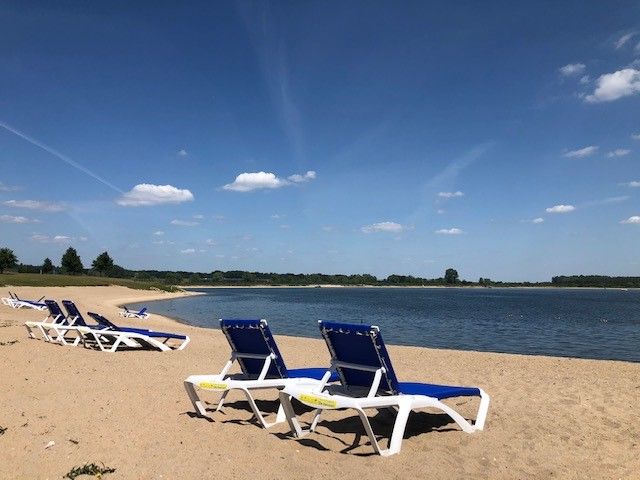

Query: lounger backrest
(138, 307), (147, 315)
(44, 300), (65, 320)
(220, 319), (288, 379)
(87, 312), (120, 330)
(319, 321), (400, 394)
(62, 301), (89, 326)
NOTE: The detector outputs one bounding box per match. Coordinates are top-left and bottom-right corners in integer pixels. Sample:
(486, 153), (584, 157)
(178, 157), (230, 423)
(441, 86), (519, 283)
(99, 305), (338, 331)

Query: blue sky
(1, 1), (639, 281)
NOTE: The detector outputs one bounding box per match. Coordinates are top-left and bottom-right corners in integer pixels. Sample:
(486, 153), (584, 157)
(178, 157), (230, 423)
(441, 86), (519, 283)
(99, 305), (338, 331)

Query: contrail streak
(0, 121), (123, 193)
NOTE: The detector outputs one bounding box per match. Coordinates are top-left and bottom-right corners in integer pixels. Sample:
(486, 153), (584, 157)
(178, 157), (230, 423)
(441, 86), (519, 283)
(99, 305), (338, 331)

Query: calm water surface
(129, 287), (640, 362)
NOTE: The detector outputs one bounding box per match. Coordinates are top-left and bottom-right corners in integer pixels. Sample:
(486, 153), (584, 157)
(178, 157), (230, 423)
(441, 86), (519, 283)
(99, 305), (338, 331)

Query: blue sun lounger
(279, 321), (490, 456)
(184, 319), (338, 428)
(119, 306), (150, 319)
(81, 312), (190, 352)
(4, 292), (47, 310)
(24, 300), (73, 341)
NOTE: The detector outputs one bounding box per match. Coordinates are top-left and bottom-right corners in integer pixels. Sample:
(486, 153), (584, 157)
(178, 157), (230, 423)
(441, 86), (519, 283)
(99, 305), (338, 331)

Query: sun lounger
(184, 319), (338, 428)
(75, 312), (190, 352)
(119, 306), (150, 319)
(24, 300), (71, 341)
(279, 321), (490, 456)
(4, 292), (47, 310)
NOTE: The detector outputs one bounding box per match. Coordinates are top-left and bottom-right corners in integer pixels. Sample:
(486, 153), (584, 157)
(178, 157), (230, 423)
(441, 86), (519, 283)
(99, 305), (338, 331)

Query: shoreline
(1, 285), (639, 478)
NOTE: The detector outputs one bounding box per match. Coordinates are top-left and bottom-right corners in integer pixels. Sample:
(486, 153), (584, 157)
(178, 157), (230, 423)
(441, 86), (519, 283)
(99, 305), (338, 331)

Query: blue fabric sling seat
(87, 312), (187, 340)
(184, 319), (337, 428)
(278, 321), (491, 456)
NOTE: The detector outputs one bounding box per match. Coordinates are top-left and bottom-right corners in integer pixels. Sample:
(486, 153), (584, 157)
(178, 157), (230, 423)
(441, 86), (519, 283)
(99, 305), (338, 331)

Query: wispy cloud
(563, 146), (598, 158)
(532, 217), (544, 224)
(623, 180), (640, 187)
(615, 32), (637, 49)
(620, 216), (640, 224)
(583, 196), (629, 207)
(435, 227), (464, 235)
(546, 204), (575, 213)
(607, 149), (631, 158)
(0, 214), (39, 224)
(632, 133), (640, 140)
(585, 68), (640, 103)
(153, 231), (164, 236)
(223, 170), (316, 192)
(438, 191), (464, 199)
(0, 121), (122, 193)
(361, 221), (405, 233)
(30, 234), (73, 243)
(3, 199), (66, 212)
(559, 63), (586, 76)
(177, 149), (188, 157)
(171, 219), (199, 227)
(0, 181), (20, 192)
(180, 248), (196, 254)
(117, 184), (194, 207)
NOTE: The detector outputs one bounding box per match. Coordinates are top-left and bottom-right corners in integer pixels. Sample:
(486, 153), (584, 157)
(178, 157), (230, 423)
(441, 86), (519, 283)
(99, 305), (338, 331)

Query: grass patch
(63, 463), (115, 479)
(0, 273), (179, 292)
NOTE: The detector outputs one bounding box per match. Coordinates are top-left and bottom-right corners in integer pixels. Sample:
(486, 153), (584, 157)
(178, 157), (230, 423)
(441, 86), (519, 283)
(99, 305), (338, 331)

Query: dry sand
(0, 286), (638, 479)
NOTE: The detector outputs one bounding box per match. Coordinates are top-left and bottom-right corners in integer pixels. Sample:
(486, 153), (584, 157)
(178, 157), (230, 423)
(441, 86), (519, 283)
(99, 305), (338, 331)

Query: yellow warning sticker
(198, 381), (228, 390)
(299, 393), (338, 409)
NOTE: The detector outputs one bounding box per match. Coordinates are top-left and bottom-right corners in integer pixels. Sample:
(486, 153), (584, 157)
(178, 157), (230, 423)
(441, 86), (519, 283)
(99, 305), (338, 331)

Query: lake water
(129, 287), (640, 362)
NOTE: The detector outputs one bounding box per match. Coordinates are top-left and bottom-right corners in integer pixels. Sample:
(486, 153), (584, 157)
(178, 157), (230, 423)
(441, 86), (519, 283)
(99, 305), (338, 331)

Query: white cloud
(223, 170), (317, 192)
(205, 238), (216, 246)
(437, 209), (445, 214)
(615, 32), (637, 49)
(193, 214), (204, 219)
(631, 133), (640, 140)
(625, 180), (640, 187)
(532, 217), (544, 224)
(0, 181), (20, 192)
(153, 231), (164, 236)
(79, 236), (88, 242)
(563, 146), (598, 158)
(271, 214), (283, 219)
(117, 184), (194, 207)
(3, 199), (66, 212)
(171, 219), (199, 226)
(583, 196), (629, 207)
(322, 226), (334, 232)
(30, 234), (72, 243)
(361, 221), (405, 233)
(546, 204), (576, 213)
(620, 216), (640, 224)
(279, 224), (290, 229)
(579, 75), (590, 84)
(585, 69), (640, 103)
(178, 149), (188, 157)
(607, 149), (631, 158)
(0, 214), (38, 224)
(438, 191), (464, 198)
(287, 170), (316, 183)
(435, 228), (464, 235)
(213, 214), (225, 220)
(180, 248), (196, 254)
(559, 63), (586, 76)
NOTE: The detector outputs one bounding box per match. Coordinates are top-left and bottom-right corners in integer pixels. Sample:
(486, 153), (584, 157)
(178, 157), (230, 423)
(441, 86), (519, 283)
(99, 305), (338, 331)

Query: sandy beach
(0, 286), (638, 479)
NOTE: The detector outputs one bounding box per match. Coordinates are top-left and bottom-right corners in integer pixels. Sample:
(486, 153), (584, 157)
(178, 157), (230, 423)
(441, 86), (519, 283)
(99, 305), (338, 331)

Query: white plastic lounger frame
(184, 319), (334, 429)
(278, 321), (490, 456)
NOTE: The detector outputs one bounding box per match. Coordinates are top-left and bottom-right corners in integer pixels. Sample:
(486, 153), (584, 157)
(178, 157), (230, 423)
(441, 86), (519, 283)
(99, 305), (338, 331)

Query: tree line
(1, 246), (639, 288)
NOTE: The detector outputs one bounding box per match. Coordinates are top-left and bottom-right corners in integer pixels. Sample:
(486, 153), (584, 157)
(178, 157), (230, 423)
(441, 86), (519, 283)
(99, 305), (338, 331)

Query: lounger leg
(184, 381), (210, 418)
(215, 390), (229, 411)
(475, 390), (490, 431)
(278, 391), (309, 437)
(432, 400), (476, 433)
(239, 387), (285, 428)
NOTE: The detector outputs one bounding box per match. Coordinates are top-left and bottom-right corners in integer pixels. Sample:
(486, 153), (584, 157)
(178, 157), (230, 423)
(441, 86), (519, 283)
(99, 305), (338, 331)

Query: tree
(92, 251), (114, 276)
(42, 258), (54, 274)
(444, 268), (459, 285)
(61, 247), (84, 275)
(0, 247), (18, 273)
